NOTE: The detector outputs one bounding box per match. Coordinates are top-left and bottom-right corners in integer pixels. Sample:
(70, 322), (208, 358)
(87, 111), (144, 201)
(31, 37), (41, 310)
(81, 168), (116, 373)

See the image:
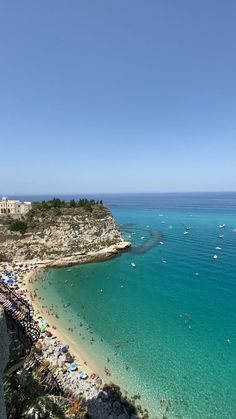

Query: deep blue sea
(29, 193), (236, 418)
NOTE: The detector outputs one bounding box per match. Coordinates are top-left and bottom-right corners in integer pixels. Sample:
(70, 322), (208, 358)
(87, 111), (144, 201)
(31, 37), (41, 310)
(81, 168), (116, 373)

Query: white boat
(219, 235), (224, 238)
(184, 231), (189, 235)
(215, 246), (222, 250)
(131, 262), (136, 268)
(219, 224), (226, 228)
(213, 255), (218, 259)
(159, 241), (164, 245)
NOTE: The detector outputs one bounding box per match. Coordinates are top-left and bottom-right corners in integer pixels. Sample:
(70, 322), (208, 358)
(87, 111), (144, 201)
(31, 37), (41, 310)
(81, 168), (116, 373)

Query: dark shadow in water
(121, 224), (165, 255)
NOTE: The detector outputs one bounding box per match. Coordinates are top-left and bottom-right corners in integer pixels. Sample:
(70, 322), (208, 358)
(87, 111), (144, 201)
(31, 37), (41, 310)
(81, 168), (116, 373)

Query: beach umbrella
(79, 370), (88, 380)
(40, 326), (46, 333)
(7, 279), (14, 285)
(5, 270), (12, 275)
(36, 313), (43, 319)
(45, 330), (52, 337)
(69, 363), (78, 372)
(61, 345), (68, 353)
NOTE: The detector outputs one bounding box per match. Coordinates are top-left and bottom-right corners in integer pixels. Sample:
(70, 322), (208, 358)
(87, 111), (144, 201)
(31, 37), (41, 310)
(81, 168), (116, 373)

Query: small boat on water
(159, 241), (164, 245)
(219, 235), (224, 238)
(213, 255), (218, 259)
(219, 224), (226, 228)
(216, 246), (222, 250)
(184, 231), (189, 235)
(131, 262), (136, 268)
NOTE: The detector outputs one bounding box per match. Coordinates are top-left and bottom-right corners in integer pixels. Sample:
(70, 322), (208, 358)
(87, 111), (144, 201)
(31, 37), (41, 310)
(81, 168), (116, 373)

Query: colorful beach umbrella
(61, 345), (68, 353)
(69, 363), (78, 372)
(79, 370), (88, 380)
(7, 279), (14, 285)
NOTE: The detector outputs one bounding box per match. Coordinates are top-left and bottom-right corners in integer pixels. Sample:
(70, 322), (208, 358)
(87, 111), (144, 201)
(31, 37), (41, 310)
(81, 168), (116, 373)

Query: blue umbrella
(61, 345), (68, 353)
(7, 279), (14, 285)
(69, 363), (78, 372)
(5, 270), (11, 275)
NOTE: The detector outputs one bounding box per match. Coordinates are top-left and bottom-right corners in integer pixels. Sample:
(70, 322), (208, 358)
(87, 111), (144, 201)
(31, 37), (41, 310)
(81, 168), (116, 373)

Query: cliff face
(0, 205), (130, 264)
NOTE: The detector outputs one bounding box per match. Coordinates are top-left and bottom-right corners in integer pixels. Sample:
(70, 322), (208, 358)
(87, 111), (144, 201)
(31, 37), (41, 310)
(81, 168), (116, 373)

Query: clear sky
(1, 1), (236, 194)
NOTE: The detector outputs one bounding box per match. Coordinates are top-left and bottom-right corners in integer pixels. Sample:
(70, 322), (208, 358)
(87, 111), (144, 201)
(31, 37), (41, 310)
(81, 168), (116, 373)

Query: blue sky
(1, 1), (236, 194)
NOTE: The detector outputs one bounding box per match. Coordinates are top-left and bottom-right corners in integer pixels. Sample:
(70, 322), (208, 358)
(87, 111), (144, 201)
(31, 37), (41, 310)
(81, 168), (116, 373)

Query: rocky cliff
(0, 203), (130, 265)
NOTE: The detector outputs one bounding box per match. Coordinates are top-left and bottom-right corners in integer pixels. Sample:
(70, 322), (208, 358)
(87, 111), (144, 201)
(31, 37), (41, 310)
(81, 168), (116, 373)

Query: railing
(0, 281), (40, 344)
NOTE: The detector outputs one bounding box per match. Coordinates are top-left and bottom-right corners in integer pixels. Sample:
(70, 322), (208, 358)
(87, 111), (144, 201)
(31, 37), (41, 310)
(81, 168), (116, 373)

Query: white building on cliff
(0, 197), (32, 215)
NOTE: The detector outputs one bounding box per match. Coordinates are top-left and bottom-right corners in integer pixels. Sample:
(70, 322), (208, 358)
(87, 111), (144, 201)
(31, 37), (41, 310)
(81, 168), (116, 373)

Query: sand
(23, 267), (108, 383)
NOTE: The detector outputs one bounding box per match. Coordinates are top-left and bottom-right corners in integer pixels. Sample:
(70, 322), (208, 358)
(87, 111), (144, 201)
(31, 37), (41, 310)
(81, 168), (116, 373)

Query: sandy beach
(23, 266), (108, 383)
(1, 260), (140, 418)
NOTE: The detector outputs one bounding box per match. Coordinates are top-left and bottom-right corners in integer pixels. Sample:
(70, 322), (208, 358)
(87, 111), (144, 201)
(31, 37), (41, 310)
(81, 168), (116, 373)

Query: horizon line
(1, 191), (236, 196)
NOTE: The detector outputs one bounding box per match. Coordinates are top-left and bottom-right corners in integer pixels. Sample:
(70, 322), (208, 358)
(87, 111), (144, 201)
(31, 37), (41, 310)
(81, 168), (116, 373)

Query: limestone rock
(0, 205), (131, 264)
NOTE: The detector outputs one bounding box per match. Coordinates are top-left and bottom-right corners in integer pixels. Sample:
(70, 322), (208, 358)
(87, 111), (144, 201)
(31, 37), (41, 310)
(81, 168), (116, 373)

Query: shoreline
(25, 268), (108, 383)
(1, 241), (144, 417)
(18, 241), (131, 387)
(15, 240), (131, 268)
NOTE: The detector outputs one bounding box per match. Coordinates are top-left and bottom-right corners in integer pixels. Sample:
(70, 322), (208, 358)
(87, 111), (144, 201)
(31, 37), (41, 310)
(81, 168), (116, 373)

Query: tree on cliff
(8, 220), (27, 235)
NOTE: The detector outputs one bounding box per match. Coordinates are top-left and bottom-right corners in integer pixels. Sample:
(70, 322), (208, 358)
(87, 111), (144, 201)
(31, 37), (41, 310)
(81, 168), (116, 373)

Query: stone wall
(0, 307), (9, 419)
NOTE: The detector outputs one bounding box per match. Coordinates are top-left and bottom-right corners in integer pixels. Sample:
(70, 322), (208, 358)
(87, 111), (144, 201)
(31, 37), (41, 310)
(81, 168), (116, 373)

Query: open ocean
(29, 193), (236, 418)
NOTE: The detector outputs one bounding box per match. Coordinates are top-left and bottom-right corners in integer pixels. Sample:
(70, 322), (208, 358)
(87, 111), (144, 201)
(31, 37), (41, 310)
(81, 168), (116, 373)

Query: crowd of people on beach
(0, 261), (105, 402)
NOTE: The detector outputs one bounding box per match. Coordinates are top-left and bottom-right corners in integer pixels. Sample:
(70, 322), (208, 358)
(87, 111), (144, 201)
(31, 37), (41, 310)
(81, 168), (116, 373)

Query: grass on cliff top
(8, 198), (108, 235)
(32, 198), (104, 212)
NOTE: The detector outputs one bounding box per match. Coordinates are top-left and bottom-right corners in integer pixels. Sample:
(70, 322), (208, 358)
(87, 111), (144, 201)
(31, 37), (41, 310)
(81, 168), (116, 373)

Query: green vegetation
(26, 198), (104, 218)
(8, 220), (28, 235)
(4, 353), (88, 418)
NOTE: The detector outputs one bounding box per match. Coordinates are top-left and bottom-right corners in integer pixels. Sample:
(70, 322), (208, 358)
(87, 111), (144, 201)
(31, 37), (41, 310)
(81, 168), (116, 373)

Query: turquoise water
(35, 193), (236, 418)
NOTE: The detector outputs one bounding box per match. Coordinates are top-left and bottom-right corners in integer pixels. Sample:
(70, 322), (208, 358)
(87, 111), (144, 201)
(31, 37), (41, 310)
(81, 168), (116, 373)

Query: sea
(20, 192), (236, 418)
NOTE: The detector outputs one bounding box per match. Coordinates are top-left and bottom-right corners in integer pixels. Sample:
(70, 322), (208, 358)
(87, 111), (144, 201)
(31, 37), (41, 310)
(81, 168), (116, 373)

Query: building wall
(0, 307), (9, 419)
(0, 198), (32, 215)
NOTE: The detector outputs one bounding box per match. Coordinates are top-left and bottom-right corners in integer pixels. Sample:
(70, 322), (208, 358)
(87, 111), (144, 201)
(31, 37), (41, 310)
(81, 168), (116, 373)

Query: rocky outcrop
(0, 205), (131, 263)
